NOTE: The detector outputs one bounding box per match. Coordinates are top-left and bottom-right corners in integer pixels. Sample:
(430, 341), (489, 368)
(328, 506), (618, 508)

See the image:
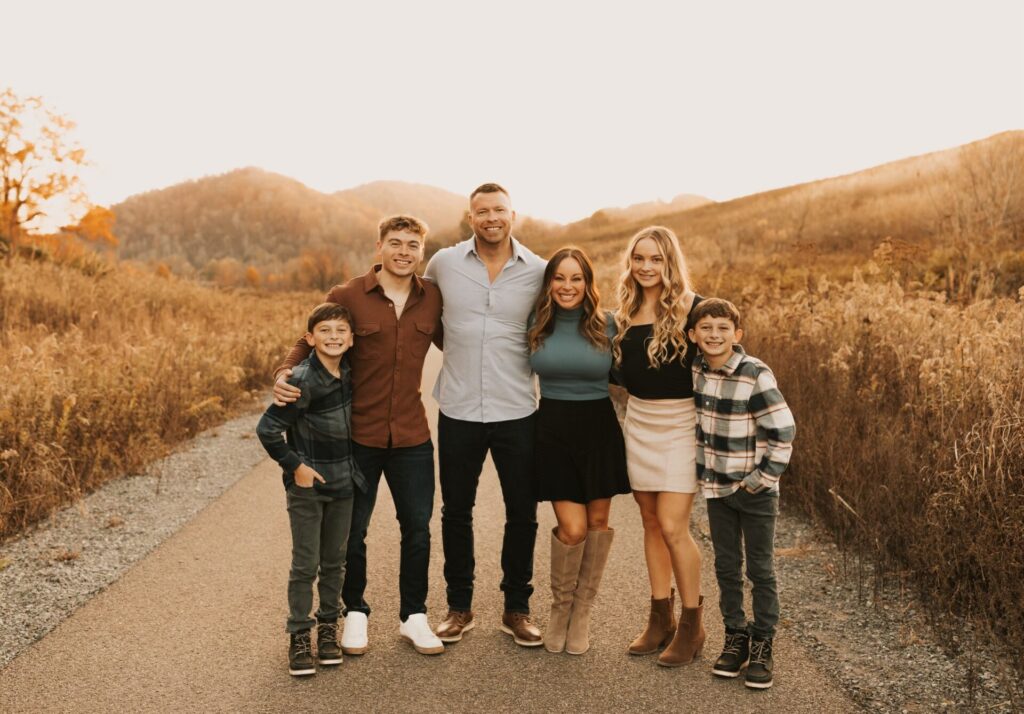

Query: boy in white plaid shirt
(688, 298), (795, 690)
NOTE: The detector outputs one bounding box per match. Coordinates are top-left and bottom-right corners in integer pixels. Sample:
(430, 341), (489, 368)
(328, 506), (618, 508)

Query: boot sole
(317, 655), (343, 665)
(656, 650), (703, 668)
(340, 645), (367, 655)
(499, 624), (544, 647)
(436, 620), (475, 643)
(627, 634), (675, 656)
(627, 645), (664, 655)
(745, 678), (773, 689)
(712, 667), (743, 678)
(400, 634), (445, 655)
(288, 666), (316, 676)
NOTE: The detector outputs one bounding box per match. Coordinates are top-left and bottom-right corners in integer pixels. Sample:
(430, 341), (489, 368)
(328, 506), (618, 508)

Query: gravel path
(1, 350), (1018, 711)
(0, 410), (268, 669)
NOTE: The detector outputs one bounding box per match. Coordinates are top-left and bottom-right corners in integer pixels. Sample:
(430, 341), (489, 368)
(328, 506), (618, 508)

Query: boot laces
(293, 631), (312, 655)
(319, 622), (339, 646)
(750, 638), (772, 664)
(722, 631), (747, 656)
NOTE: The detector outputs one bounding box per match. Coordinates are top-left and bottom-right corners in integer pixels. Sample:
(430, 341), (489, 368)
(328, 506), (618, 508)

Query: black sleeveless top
(616, 296), (703, 399)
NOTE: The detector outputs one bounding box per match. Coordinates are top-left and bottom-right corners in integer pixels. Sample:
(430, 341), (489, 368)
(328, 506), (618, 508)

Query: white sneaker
(399, 613), (445, 655)
(341, 612), (368, 655)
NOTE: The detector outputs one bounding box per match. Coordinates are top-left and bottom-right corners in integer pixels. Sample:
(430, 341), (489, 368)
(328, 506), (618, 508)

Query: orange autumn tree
(0, 87), (87, 259)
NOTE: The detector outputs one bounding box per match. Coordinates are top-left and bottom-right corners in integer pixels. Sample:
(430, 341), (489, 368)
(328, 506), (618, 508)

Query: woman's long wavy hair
(528, 246), (610, 353)
(612, 226), (695, 367)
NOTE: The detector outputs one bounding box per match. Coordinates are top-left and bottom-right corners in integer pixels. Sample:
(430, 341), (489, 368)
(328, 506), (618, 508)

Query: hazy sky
(7, 0), (1023, 225)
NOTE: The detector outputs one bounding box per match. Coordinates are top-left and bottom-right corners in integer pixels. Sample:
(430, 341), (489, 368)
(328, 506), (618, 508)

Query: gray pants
(286, 486), (354, 633)
(706, 488), (780, 640)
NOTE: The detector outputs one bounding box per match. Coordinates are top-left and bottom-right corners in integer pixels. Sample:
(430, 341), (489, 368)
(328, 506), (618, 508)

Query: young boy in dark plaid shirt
(257, 303), (366, 676)
(688, 298), (795, 690)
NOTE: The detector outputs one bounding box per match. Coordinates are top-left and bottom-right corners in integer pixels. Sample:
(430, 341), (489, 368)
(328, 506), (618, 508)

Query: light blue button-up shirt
(424, 236), (547, 423)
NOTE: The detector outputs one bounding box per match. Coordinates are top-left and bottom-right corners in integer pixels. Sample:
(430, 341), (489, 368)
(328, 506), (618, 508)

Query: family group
(256, 183), (796, 691)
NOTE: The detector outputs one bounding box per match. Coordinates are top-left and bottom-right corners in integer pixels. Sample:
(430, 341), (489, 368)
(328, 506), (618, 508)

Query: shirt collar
(700, 344), (747, 376)
(463, 235), (526, 263)
(308, 348), (349, 384)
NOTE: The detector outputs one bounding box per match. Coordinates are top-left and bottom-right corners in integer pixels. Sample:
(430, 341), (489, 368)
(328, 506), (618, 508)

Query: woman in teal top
(527, 246), (630, 656)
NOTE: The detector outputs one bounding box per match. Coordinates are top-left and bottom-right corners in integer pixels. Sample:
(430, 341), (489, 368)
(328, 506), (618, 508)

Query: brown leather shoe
(435, 610), (475, 643)
(501, 612), (543, 647)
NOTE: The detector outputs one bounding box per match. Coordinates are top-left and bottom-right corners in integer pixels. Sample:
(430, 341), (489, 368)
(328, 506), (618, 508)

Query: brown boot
(543, 528), (586, 653)
(657, 595), (706, 667)
(565, 528), (614, 655)
(627, 590), (676, 655)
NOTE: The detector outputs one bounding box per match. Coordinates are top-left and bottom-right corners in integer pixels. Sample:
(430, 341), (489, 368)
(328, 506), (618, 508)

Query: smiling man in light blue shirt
(424, 183), (547, 647)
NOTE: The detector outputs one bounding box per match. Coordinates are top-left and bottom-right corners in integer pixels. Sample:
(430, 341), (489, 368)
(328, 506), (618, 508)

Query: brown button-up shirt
(276, 266), (442, 449)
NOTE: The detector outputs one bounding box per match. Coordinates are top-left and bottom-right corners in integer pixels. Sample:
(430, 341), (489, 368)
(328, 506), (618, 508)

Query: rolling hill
(112, 169), (469, 279)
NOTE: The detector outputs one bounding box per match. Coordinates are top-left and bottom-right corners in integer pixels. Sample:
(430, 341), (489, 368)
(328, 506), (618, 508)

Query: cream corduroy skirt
(623, 396), (699, 494)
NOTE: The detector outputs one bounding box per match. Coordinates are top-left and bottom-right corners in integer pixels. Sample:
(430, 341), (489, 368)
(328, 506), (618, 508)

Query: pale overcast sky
(6, 0), (1023, 224)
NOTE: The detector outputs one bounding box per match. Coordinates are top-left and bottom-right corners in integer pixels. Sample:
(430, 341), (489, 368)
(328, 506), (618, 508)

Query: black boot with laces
(712, 627), (750, 678)
(288, 629), (316, 676)
(317, 620), (343, 666)
(745, 636), (774, 689)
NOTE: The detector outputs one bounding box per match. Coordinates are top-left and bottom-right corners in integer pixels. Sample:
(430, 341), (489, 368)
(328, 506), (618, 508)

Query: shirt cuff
(281, 452), (302, 473)
(741, 470), (767, 493)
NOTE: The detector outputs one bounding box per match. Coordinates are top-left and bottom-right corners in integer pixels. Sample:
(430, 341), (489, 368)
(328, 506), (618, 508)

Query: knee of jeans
(745, 562), (777, 585)
(290, 563), (318, 581)
(399, 514), (432, 536)
(441, 505), (472, 523)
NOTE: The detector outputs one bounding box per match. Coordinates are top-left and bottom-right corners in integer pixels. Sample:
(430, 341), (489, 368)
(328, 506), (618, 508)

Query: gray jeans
(286, 485), (354, 633)
(706, 488), (779, 639)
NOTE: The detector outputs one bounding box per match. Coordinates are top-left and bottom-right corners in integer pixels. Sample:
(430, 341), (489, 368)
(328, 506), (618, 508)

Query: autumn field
(0, 258), (317, 539)
(548, 132), (1024, 682)
(1, 126), (1022, 688)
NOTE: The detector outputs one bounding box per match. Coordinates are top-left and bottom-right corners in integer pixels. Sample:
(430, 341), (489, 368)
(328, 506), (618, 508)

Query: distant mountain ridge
(112, 169), (469, 277)
(109, 131), (1023, 294)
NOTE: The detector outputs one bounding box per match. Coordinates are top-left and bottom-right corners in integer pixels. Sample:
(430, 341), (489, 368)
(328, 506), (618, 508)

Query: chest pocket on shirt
(352, 322), (381, 360)
(411, 321), (435, 358)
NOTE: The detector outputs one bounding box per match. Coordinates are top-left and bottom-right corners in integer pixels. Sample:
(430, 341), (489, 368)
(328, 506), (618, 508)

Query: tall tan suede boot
(543, 528), (586, 653)
(657, 595), (706, 667)
(565, 528), (614, 655)
(627, 590), (676, 655)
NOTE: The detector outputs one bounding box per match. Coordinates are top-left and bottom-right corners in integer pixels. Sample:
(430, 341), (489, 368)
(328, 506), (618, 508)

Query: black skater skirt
(534, 396), (631, 504)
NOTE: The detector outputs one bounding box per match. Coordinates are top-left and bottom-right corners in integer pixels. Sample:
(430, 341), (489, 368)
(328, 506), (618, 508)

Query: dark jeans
(285, 486), (354, 633)
(706, 488), (780, 639)
(342, 439), (435, 622)
(438, 411), (538, 613)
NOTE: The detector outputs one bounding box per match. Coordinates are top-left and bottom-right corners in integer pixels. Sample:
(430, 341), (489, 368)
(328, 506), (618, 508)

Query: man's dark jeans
(286, 486), (354, 633)
(438, 411), (538, 614)
(342, 439), (434, 622)
(706, 488), (780, 639)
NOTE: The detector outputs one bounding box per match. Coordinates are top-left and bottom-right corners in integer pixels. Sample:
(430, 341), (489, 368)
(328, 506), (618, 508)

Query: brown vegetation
(560, 131), (1024, 691)
(0, 256), (317, 539)
(111, 169), (470, 289)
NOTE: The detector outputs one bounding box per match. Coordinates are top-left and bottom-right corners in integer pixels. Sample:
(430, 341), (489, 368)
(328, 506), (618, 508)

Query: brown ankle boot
(627, 589), (677, 655)
(543, 528), (586, 653)
(657, 595), (706, 667)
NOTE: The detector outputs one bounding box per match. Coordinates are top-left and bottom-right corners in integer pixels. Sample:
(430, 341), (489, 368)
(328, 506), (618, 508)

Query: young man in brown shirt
(273, 215), (444, 656)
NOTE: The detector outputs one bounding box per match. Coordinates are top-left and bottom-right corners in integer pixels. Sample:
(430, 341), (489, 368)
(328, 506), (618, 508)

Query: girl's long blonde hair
(612, 226), (695, 367)
(528, 246), (610, 353)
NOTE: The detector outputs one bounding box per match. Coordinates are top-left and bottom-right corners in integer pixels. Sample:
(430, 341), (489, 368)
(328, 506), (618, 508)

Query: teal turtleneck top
(529, 306), (617, 401)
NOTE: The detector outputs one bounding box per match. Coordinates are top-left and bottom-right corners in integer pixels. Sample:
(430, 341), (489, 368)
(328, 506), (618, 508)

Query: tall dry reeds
(0, 258), (317, 539)
(742, 276), (1024, 679)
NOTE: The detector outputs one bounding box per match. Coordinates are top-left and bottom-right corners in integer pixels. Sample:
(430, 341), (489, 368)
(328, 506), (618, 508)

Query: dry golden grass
(740, 275), (1024, 679)
(0, 257), (317, 539)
